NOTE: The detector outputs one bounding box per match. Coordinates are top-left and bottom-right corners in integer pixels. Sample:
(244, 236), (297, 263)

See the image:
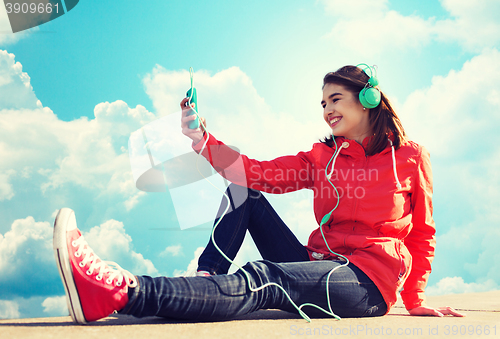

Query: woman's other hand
(408, 306), (465, 317)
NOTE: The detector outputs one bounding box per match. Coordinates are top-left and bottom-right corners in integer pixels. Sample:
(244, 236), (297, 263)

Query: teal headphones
(356, 64), (381, 109)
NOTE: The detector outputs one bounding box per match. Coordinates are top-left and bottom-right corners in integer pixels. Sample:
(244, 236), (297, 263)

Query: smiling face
(321, 83), (373, 144)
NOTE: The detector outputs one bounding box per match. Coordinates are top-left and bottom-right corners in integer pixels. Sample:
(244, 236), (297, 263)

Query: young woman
(53, 65), (464, 324)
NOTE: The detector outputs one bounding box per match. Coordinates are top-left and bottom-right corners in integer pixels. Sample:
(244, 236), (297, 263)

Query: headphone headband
(356, 63), (381, 109)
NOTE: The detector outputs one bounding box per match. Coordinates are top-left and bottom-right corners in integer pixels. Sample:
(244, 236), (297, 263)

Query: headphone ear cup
(359, 87), (381, 109)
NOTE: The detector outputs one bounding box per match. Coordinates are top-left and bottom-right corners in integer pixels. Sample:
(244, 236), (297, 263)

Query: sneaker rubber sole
(53, 208), (87, 324)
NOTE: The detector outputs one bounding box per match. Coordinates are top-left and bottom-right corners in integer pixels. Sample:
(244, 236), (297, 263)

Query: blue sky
(0, 0), (499, 319)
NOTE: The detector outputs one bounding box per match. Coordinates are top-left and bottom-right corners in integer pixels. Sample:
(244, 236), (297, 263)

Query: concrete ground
(0, 290), (499, 339)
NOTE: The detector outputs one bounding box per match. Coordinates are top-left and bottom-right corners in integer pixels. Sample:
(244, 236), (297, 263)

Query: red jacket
(193, 132), (436, 313)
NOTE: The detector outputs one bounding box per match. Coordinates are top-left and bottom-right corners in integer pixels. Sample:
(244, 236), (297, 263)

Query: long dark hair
(321, 65), (406, 156)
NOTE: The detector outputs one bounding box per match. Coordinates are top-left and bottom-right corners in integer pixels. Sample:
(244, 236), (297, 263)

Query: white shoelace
(72, 236), (138, 288)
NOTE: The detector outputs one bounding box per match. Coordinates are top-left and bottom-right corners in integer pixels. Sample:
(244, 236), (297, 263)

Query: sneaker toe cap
(56, 208), (78, 231)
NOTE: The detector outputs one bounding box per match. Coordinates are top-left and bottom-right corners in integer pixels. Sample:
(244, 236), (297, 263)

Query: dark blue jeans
(121, 185), (387, 320)
(198, 183), (310, 274)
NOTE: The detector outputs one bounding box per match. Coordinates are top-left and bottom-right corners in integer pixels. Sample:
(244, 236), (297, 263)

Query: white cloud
(320, 0), (434, 56)
(401, 48), (500, 157)
(83, 219), (158, 276)
(320, 0), (500, 56)
(0, 169), (15, 201)
(426, 276), (498, 296)
(0, 50), (40, 109)
(0, 6), (23, 46)
(432, 216), (500, 286)
(0, 107), (64, 172)
(93, 100), (156, 134)
(0, 300), (20, 319)
(435, 0), (500, 52)
(0, 51), (158, 209)
(463, 222), (500, 283)
(323, 10), (434, 56)
(0, 216), (54, 281)
(40, 100), (156, 197)
(124, 191), (146, 211)
(42, 296), (67, 317)
(142, 66), (193, 118)
(159, 244), (183, 257)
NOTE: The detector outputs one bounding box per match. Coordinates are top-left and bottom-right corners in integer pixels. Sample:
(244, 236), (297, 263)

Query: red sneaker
(53, 208), (138, 324)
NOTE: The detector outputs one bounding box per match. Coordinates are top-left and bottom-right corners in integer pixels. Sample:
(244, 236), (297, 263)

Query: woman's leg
(198, 184), (309, 275)
(122, 260), (387, 321)
(54, 208), (386, 324)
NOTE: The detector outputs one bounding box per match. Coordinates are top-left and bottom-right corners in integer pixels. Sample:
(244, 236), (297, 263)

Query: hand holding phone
(186, 87), (199, 129)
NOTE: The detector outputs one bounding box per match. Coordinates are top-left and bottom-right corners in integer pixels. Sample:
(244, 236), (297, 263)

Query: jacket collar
(329, 133), (402, 189)
(334, 133), (395, 157)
